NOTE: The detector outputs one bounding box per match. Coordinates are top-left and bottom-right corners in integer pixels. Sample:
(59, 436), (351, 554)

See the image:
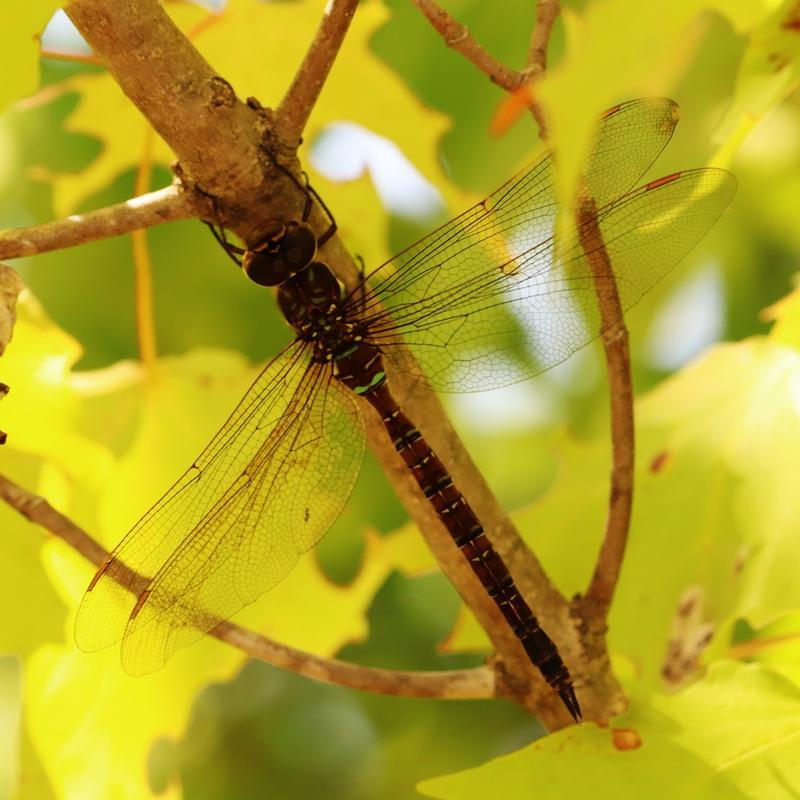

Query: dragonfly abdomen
(355, 375), (581, 721)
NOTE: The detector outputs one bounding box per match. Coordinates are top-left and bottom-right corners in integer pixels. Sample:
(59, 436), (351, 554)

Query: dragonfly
(74, 98), (736, 723)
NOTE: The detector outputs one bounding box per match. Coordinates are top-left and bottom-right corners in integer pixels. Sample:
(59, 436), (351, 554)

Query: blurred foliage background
(2, 0), (800, 798)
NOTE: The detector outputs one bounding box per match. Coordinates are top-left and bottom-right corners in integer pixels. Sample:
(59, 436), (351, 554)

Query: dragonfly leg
(261, 145), (338, 246)
(204, 221), (244, 266)
(354, 253), (366, 282)
(303, 175), (337, 246)
(201, 190), (245, 267)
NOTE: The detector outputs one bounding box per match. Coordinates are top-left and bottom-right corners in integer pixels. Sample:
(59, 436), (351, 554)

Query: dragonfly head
(243, 220), (318, 287)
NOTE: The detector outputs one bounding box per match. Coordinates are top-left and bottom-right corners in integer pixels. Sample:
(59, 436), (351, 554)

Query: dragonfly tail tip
(559, 685), (582, 724)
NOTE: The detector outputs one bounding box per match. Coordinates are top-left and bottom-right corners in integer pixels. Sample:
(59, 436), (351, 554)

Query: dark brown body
(277, 261), (580, 721)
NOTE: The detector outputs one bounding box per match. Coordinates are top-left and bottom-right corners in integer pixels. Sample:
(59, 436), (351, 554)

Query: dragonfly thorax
(277, 261), (362, 359)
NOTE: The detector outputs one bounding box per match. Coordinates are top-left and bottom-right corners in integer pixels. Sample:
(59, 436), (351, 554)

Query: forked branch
(410, 0), (524, 92)
(0, 473), (495, 700)
(410, 0), (556, 134)
(524, 0), (560, 80)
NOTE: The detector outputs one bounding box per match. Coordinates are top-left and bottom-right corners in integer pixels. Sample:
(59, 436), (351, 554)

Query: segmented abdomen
(333, 341), (580, 719)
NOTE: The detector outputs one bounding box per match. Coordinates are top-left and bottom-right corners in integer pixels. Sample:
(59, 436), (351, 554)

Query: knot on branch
(208, 76), (237, 109)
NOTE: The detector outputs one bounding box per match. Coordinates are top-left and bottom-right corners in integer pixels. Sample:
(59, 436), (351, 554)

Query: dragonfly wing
(74, 344), (366, 675)
(583, 98), (679, 209)
(360, 98), (678, 306)
(366, 169), (736, 391)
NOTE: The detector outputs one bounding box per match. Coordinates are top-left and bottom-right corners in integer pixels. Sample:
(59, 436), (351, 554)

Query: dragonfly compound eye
(242, 221), (318, 287)
(279, 221), (317, 272)
(242, 250), (288, 286)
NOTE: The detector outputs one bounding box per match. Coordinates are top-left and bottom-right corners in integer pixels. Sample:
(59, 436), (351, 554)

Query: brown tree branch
(0, 472), (495, 700)
(576, 196), (635, 618)
(275, 0), (359, 147)
(65, 0), (260, 200)
(409, 0), (552, 136)
(0, 185), (192, 259)
(63, 0), (290, 250)
(410, 0), (523, 92)
(524, 0), (560, 80)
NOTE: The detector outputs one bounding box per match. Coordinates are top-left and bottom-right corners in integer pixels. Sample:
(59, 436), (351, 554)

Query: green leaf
(419, 662), (800, 799)
(444, 331), (800, 686)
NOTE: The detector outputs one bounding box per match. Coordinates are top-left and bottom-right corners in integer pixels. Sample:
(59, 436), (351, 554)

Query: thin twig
(0, 185), (193, 260)
(40, 47), (103, 66)
(519, 0), (560, 136)
(576, 196), (635, 618)
(410, 0), (523, 92)
(524, 0), (560, 80)
(276, 0), (359, 147)
(409, 0), (552, 134)
(0, 472), (495, 700)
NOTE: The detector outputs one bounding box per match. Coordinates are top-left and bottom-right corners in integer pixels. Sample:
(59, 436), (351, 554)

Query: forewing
(75, 344), (366, 675)
(359, 98), (678, 307)
(365, 169), (736, 391)
(583, 98), (679, 209)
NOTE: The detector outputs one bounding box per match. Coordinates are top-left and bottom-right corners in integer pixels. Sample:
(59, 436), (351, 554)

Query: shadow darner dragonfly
(74, 99), (736, 722)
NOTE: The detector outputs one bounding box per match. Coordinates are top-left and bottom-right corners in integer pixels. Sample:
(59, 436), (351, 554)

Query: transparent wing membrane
(354, 100), (733, 391)
(361, 98), (679, 305)
(74, 345), (365, 674)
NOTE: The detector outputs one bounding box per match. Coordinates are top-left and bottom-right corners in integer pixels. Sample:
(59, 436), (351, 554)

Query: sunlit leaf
(535, 0), (759, 242)
(446, 331), (800, 684)
(0, 2), (61, 113)
(730, 610), (800, 688)
(0, 657), (23, 800)
(419, 662), (800, 799)
(717, 0), (800, 161)
(764, 281), (800, 350)
(1, 295), (398, 799)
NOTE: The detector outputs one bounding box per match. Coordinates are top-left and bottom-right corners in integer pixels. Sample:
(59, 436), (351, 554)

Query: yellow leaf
(535, 0), (758, 233)
(0, 2), (61, 113)
(420, 662), (800, 799)
(716, 0), (800, 162)
(1, 294), (402, 798)
(764, 280), (800, 349)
